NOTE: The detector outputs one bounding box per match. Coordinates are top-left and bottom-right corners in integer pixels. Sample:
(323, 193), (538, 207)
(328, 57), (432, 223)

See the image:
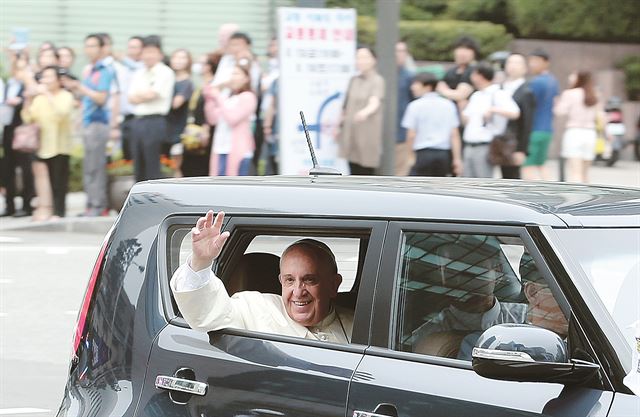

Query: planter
(108, 175), (135, 212)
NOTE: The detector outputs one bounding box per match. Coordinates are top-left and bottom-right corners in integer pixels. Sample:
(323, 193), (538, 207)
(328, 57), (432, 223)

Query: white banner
(278, 7), (356, 174)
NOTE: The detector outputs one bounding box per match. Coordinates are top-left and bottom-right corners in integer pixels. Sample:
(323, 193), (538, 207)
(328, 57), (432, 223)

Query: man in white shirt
(462, 62), (520, 178)
(171, 211), (353, 344)
(401, 72), (462, 177)
(115, 36), (144, 160)
(128, 35), (175, 181)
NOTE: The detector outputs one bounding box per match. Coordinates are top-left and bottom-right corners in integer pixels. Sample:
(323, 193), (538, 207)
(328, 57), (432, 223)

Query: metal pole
(558, 157), (565, 181)
(376, 0), (400, 176)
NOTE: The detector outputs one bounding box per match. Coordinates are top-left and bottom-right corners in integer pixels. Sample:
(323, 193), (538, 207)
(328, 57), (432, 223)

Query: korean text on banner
(277, 7), (356, 174)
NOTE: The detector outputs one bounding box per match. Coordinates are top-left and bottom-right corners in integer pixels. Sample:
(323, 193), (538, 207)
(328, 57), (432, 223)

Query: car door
(134, 216), (386, 417)
(347, 222), (614, 417)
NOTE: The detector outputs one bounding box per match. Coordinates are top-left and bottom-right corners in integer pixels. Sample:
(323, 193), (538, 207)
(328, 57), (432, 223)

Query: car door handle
(353, 412), (393, 417)
(354, 403), (399, 417)
(155, 375), (208, 396)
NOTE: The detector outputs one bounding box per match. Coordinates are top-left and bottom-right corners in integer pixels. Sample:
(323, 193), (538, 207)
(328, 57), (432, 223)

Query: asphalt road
(0, 230), (104, 416)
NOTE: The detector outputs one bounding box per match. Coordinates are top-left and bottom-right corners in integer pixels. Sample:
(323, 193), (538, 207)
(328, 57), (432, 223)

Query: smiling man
(171, 211), (353, 343)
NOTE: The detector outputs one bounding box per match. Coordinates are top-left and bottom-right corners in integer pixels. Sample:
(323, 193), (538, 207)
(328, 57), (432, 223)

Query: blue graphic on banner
(298, 91), (341, 149)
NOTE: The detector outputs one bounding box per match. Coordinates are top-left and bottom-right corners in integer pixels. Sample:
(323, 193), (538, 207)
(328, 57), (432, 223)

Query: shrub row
(357, 16), (513, 62)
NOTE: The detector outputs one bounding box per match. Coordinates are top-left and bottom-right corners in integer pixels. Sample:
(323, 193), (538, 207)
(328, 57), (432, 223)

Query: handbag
(12, 123), (41, 153)
(488, 125), (518, 166)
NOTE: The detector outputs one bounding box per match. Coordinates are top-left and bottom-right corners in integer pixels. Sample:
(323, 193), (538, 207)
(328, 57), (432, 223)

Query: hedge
(357, 15), (513, 61)
(617, 56), (640, 101)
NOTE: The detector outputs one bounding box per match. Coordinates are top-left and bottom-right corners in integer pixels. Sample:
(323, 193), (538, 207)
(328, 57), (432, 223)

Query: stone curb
(0, 217), (116, 234)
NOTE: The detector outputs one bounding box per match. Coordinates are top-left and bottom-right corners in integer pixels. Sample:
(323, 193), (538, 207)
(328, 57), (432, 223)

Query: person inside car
(171, 211), (353, 343)
(413, 241), (568, 360)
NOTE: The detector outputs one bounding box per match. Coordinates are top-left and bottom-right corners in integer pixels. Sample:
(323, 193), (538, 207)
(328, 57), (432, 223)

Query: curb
(0, 217), (116, 234)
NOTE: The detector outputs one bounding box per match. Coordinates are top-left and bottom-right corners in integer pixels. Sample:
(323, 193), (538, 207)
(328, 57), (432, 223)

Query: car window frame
(157, 214), (387, 348)
(372, 222), (573, 354)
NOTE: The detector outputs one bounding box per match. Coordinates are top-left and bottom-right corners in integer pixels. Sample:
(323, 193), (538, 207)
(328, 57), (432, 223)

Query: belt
(465, 142), (491, 147)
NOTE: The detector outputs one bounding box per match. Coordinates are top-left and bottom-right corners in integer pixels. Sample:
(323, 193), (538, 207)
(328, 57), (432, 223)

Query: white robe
(171, 261), (353, 344)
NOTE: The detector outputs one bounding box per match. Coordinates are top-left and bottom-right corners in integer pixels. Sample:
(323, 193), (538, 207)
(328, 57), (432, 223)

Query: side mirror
(472, 324), (600, 384)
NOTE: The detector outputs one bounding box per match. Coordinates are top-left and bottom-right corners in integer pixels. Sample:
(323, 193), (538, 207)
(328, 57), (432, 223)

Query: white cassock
(171, 258), (353, 344)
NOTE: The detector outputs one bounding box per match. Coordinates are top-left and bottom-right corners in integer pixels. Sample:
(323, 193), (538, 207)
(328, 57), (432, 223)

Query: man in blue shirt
(64, 33), (114, 216)
(522, 49), (559, 180)
(401, 72), (462, 177)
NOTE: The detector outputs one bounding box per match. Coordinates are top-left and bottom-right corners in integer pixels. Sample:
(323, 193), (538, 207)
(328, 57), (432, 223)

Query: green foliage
(509, 0), (640, 42)
(616, 56), (640, 101)
(358, 15), (513, 61)
(69, 145), (84, 193)
(330, 0), (640, 43)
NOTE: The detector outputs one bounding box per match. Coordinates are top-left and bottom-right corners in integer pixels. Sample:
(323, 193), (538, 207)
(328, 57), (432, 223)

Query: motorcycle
(595, 97), (627, 167)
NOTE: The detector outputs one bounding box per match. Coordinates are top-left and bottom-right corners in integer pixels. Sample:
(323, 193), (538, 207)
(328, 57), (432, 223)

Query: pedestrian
(181, 52), (220, 177)
(63, 34), (115, 217)
(0, 55), (34, 217)
(437, 36), (478, 113)
(500, 53), (535, 179)
(521, 49), (559, 181)
(57, 46), (75, 72)
(338, 46), (385, 175)
(128, 35), (175, 182)
(461, 62), (520, 178)
(554, 71), (603, 183)
(394, 41), (416, 176)
(165, 48), (195, 176)
(402, 72), (462, 177)
(20, 66), (74, 220)
(115, 35), (144, 161)
(205, 61), (257, 176)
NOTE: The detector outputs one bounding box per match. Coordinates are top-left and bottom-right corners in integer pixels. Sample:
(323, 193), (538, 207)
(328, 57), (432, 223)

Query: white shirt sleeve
(401, 101), (418, 131)
(171, 255), (214, 292)
(496, 90), (520, 116)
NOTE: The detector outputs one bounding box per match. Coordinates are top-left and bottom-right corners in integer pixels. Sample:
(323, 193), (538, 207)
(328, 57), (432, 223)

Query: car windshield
(555, 228), (640, 394)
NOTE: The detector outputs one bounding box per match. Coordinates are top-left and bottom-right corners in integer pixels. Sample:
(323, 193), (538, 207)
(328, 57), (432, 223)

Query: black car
(57, 176), (640, 417)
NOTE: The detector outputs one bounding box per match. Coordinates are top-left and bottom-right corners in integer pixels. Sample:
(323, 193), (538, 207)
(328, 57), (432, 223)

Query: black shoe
(12, 209), (30, 218)
(0, 210), (16, 217)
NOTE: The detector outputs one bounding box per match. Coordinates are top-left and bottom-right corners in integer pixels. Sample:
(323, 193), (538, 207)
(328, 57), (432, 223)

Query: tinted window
(396, 232), (568, 361)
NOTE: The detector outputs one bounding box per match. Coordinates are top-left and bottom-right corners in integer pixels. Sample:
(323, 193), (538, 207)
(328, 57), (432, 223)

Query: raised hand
(190, 210), (230, 271)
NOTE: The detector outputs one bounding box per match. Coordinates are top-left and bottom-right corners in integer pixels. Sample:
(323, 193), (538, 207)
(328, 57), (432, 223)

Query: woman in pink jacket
(204, 61), (257, 176)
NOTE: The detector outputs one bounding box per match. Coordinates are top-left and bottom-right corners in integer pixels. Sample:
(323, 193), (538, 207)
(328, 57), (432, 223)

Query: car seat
(227, 252), (281, 295)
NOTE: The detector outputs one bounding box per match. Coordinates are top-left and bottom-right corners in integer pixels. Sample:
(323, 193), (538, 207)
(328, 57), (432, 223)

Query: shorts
(523, 131), (552, 166)
(561, 127), (597, 161)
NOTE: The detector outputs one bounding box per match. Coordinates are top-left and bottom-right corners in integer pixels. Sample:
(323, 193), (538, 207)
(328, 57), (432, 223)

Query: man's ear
(333, 274), (343, 295)
(523, 282), (539, 303)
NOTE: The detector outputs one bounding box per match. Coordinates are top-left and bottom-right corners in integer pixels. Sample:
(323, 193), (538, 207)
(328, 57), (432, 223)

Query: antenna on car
(300, 111), (341, 176)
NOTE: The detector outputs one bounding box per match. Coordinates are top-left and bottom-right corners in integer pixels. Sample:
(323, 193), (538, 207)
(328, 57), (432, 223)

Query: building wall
(1, 0), (293, 75)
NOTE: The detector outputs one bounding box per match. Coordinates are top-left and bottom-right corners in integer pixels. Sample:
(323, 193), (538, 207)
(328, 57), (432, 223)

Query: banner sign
(278, 7), (356, 174)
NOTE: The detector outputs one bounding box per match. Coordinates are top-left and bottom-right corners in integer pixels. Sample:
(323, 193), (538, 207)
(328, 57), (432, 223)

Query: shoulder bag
(12, 123), (40, 153)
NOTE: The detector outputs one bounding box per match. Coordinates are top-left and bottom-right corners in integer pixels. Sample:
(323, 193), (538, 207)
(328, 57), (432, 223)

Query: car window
(395, 231), (569, 361)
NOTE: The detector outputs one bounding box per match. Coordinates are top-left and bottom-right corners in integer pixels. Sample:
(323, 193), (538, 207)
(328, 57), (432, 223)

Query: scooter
(601, 97), (626, 167)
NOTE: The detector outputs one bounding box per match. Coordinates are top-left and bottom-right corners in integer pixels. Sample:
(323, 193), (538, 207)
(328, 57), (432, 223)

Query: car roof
(132, 176), (640, 228)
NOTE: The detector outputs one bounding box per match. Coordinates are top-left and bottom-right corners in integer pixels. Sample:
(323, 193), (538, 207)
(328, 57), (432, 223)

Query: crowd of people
(0, 25), (607, 221)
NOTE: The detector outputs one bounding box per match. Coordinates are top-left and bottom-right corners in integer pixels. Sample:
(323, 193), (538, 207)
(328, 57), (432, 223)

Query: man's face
(101, 38), (113, 58)
(127, 38), (143, 61)
(453, 46), (475, 66)
(279, 246), (341, 327)
(141, 46), (162, 68)
(228, 38), (249, 59)
(84, 37), (102, 62)
(505, 54), (528, 79)
(396, 42), (408, 67)
(410, 80), (425, 98)
(527, 56), (547, 75)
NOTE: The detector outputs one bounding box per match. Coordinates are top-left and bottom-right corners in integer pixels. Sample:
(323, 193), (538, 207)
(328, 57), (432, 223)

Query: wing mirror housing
(472, 324), (600, 384)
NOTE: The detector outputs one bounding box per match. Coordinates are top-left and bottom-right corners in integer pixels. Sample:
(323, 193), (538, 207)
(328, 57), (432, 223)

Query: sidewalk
(0, 191), (116, 233)
(0, 159), (638, 232)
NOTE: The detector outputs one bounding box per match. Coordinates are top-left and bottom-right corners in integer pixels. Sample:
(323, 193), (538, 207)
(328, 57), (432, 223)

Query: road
(0, 230), (104, 416)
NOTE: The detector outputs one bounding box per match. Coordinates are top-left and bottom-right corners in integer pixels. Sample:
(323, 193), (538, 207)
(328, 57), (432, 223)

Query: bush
(617, 56), (640, 101)
(69, 145), (84, 193)
(358, 15), (513, 61)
